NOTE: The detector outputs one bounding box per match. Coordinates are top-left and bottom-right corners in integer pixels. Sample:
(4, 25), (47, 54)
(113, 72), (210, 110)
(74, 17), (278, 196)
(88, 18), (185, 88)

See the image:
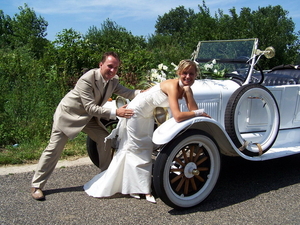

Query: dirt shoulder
(0, 156), (92, 175)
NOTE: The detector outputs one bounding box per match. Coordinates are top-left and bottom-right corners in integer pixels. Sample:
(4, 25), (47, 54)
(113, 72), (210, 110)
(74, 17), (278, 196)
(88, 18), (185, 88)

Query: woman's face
(179, 67), (196, 86)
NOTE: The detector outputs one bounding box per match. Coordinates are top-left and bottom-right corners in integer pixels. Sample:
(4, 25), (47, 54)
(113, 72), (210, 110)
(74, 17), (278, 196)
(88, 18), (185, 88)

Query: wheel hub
(184, 162), (198, 178)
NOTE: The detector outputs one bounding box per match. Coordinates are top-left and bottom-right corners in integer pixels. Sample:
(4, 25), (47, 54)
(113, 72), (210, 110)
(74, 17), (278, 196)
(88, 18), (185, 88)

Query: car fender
(152, 117), (250, 158)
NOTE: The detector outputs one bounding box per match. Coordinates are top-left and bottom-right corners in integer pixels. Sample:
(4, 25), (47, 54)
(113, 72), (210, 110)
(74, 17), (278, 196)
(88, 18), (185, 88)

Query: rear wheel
(86, 119), (118, 168)
(225, 84), (280, 156)
(153, 130), (221, 208)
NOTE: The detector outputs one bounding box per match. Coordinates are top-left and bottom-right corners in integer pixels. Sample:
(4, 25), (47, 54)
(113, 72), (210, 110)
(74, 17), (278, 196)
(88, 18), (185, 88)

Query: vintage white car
(87, 38), (300, 208)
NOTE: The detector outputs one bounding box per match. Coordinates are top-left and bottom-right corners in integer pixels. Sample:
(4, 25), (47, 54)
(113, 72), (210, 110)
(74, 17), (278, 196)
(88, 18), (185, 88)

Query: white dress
(84, 84), (169, 197)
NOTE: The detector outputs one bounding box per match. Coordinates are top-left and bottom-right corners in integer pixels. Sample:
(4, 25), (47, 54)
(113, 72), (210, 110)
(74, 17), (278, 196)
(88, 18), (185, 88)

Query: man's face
(99, 56), (120, 81)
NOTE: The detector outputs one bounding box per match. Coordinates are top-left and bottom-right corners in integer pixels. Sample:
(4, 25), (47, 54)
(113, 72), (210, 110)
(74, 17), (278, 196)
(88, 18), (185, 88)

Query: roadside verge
(0, 157), (92, 175)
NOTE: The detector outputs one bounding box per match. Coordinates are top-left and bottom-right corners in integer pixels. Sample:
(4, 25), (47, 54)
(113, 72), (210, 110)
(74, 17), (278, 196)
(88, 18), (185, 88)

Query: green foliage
(147, 34), (190, 66)
(0, 47), (61, 145)
(214, 5), (298, 68)
(53, 28), (93, 92)
(0, 4), (49, 59)
(85, 19), (146, 52)
(84, 19), (154, 89)
(155, 1), (300, 69)
(118, 47), (157, 89)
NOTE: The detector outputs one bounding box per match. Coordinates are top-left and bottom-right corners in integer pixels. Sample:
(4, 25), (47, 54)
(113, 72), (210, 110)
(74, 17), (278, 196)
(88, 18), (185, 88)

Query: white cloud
(10, 0), (300, 22)
(6, 0), (300, 38)
(11, 0), (204, 19)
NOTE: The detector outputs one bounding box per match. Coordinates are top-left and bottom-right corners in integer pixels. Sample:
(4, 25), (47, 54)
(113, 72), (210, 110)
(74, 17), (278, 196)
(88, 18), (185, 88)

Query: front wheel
(153, 130), (221, 208)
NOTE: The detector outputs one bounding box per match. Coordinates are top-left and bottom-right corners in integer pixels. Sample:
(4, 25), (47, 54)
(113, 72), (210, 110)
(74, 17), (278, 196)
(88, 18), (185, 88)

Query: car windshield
(194, 38), (258, 78)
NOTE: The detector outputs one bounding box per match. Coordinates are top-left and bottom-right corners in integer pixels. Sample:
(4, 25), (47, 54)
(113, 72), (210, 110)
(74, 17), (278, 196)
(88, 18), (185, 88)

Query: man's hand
(116, 105), (134, 118)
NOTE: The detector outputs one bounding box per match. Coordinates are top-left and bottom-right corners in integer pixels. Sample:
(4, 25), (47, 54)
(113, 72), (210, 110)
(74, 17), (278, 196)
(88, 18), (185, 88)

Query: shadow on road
(44, 185), (83, 196)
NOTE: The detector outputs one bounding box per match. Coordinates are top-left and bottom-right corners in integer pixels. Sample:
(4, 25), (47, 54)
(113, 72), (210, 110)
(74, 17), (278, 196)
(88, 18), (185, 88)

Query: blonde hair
(176, 59), (199, 76)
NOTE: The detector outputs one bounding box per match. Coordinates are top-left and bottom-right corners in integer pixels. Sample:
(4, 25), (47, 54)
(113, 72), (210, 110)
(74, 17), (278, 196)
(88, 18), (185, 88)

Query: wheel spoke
(196, 156), (208, 166)
(193, 147), (203, 163)
(189, 145), (194, 162)
(175, 176), (186, 192)
(171, 173), (184, 184)
(190, 177), (197, 191)
(182, 148), (189, 163)
(184, 178), (189, 195)
(198, 167), (209, 171)
(174, 157), (185, 167)
(194, 174), (205, 182)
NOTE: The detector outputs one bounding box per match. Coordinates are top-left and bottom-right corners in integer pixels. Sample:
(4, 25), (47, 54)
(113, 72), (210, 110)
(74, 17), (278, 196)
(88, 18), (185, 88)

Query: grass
(0, 132), (88, 166)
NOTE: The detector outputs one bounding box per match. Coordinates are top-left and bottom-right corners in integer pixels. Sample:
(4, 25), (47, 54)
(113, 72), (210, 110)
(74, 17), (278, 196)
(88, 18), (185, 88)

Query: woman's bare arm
(161, 80), (199, 122)
(182, 86), (198, 111)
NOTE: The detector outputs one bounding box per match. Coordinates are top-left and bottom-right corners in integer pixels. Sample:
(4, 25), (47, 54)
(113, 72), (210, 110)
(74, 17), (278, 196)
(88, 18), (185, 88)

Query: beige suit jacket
(53, 68), (137, 139)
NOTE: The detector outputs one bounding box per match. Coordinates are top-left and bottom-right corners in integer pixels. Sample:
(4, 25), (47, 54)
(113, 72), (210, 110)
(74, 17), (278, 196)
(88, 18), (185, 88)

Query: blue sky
(1, 0), (299, 41)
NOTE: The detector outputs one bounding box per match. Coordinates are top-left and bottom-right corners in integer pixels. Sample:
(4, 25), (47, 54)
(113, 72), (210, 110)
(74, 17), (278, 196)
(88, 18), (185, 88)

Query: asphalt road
(1, 154), (300, 225)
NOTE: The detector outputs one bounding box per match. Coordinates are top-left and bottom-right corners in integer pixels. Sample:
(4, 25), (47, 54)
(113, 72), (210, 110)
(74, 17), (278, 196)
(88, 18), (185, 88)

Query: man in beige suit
(31, 52), (140, 200)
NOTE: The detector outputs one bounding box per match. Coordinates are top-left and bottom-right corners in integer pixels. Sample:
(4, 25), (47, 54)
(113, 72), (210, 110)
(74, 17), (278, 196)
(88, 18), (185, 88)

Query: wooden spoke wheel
(153, 130), (221, 208)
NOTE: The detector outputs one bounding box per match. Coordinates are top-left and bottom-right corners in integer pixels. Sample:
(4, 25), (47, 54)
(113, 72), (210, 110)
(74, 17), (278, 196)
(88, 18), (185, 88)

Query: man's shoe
(31, 188), (45, 200)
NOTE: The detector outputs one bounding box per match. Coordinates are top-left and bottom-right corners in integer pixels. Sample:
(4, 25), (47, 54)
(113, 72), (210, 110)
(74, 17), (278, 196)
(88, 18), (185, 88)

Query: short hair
(100, 51), (121, 64)
(176, 59), (199, 76)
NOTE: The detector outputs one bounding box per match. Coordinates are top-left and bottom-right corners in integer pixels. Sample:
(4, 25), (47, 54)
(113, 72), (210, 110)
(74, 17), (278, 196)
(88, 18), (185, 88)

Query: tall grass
(0, 132), (88, 165)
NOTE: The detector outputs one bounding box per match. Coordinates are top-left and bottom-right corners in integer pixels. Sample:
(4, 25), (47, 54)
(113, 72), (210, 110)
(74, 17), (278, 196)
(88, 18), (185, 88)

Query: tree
(251, 5), (298, 67)
(155, 5), (195, 36)
(85, 19), (146, 53)
(84, 19), (153, 88)
(154, 2), (223, 60)
(0, 47), (61, 145)
(215, 5), (298, 68)
(147, 34), (189, 65)
(0, 4), (49, 58)
(0, 10), (13, 48)
(53, 28), (92, 92)
(154, 2), (300, 69)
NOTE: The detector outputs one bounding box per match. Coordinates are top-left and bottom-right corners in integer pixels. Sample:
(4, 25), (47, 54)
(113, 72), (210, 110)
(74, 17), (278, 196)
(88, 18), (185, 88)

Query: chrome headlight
(153, 107), (169, 126)
(115, 96), (128, 108)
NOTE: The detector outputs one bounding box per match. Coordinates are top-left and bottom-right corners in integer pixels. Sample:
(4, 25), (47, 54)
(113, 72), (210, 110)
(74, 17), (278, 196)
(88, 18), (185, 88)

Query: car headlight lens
(116, 96), (128, 108)
(153, 107), (169, 126)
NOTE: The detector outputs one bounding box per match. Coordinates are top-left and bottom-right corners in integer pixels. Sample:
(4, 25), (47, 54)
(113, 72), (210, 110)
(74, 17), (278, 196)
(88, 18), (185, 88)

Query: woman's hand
(183, 86), (192, 93)
(193, 109), (211, 118)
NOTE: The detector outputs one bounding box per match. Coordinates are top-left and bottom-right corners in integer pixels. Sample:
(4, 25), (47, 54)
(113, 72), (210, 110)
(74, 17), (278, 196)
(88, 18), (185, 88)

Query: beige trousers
(31, 118), (112, 189)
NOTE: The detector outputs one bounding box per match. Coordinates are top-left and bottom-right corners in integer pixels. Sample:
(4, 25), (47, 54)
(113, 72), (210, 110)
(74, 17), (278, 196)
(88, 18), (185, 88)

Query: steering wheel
(224, 73), (245, 85)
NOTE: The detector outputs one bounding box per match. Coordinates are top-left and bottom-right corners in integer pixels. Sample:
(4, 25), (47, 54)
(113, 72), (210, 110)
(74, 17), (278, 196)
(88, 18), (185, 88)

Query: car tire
(225, 84), (280, 156)
(86, 119), (118, 168)
(153, 130), (221, 209)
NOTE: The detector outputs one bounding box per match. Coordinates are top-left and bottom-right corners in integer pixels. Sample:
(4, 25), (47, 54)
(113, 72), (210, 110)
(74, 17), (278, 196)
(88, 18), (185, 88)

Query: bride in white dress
(84, 59), (211, 203)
